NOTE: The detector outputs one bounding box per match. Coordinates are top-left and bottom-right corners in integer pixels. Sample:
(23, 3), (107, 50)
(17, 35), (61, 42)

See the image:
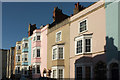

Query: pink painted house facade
(31, 25), (48, 78)
(70, 1), (106, 79)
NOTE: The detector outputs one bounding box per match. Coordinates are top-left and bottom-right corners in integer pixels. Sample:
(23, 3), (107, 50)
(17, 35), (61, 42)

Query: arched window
(94, 61), (106, 80)
(110, 63), (119, 80)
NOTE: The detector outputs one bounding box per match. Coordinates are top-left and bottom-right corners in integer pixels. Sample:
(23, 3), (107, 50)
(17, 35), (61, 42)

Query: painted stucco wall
(40, 25), (48, 77)
(31, 25), (48, 78)
(13, 47), (16, 74)
(15, 41), (22, 74)
(47, 18), (70, 78)
(28, 36), (32, 66)
(21, 38), (28, 67)
(105, 1), (119, 63)
(31, 30), (41, 64)
(118, 1), (120, 52)
(118, 1), (120, 62)
(70, 1), (106, 78)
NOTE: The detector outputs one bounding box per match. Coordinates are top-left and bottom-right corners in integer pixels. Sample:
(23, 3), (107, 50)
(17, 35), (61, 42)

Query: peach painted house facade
(70, 1), (106, 79)
(31, 25), (48, 78)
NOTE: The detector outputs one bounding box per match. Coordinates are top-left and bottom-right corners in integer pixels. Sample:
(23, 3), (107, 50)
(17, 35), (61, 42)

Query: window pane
(58, 69), (63, 79)
(32, 65), (35, 74)
(56, 32), (61, 42)
(59, 47), (63, 59)
(37, 49), (40, 57)
(33, 50), (35, 57)
(18, 56), (20, 61)
(53, 48), (57, 59)
(22, 55), (24, 61)
(33, 36), (36, 41)
(25, 54), (27, 61)
(25, 67), (27, 74)
(85, 39), (91, 52)
(85, 66), (91, 80)
(37, 65), (40, 73)
(53, 70), (56, 78)
(76, 67), (82, 80)
(76, 40), (82, 54)
(37, 36), (40, 40)
(80, 20), (86, 32)
(17, 46), (21, 50)
(25, 43), (28, 48)
(18, 67), (20, 73)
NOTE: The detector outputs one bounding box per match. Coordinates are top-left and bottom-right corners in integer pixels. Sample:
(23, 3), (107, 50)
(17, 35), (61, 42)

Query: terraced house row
(4, 0), (120, 80)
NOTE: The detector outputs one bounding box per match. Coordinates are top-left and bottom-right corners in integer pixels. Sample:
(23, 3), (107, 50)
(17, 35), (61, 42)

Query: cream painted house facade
(15, 41), (22, 79)
(47, 8), (70, 78)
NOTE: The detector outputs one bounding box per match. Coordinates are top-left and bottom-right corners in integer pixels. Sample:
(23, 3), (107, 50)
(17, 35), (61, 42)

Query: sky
(2, 2), (94, 49)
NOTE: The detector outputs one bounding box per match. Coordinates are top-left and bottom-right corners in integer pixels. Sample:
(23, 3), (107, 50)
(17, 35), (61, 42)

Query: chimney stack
(73, 2), (85, 15)
(52, 7), (69, 23)
(28, 24), (37, 37)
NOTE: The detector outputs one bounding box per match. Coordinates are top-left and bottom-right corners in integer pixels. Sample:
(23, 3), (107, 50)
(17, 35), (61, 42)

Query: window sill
(79, 30), (88, 35)
(56, 40), (62, 43)
(52, 59), (64, 60)
(75, 52), (92, 55)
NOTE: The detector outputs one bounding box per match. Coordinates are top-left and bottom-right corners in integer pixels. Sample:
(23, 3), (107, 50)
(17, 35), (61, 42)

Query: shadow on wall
(105, 36), (120, 80)
(105, 36), (119, 62)
(75, 36), (120, 80)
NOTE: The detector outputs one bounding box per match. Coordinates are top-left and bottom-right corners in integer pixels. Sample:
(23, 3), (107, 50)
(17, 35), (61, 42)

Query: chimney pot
(77, 2), (79, 7)
(75, 4), (77, 8)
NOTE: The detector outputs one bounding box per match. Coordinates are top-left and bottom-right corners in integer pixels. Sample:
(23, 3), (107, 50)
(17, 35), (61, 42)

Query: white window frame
(36, 65), (40, 74)
(51, 66), (64, 79)
(33, 48), (36, 58)
(75, 64), (92, 79)
(78, 19), (88, 33)
(84, 37), (92, 53)
(22, 66), (28, 75)
(56, 31), (62, 42)
(24, 43), (28, 48)
(32, 32), (41, 41)
(37, 35), (41, 41)
(24, 53), (28, 61)
(52, 46), (57, 60)
(32, 63), (40, 74)
(22, 53), (28, 62)
(36, 48), (40, 57)
(16, 44), (21, 50)
(75, 35), (92, 55)
(58, 45), (64, 59)
(17, 55), (21, 62)
(32, 65), (35, 74)
(52, 45), (64, 60)
(32, 47), (40, 58)
(16, 66), (20, 74)
(22, 41), (28, 48)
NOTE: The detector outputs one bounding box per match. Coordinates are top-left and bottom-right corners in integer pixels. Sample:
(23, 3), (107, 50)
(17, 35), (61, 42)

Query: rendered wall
(105, 1), (119, 63)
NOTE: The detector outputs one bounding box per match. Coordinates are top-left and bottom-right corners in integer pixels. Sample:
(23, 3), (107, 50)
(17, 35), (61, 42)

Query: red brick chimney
(73, 2), (85, 15)
(28, 24), (37, 37)
(52, 7), (69, 23)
